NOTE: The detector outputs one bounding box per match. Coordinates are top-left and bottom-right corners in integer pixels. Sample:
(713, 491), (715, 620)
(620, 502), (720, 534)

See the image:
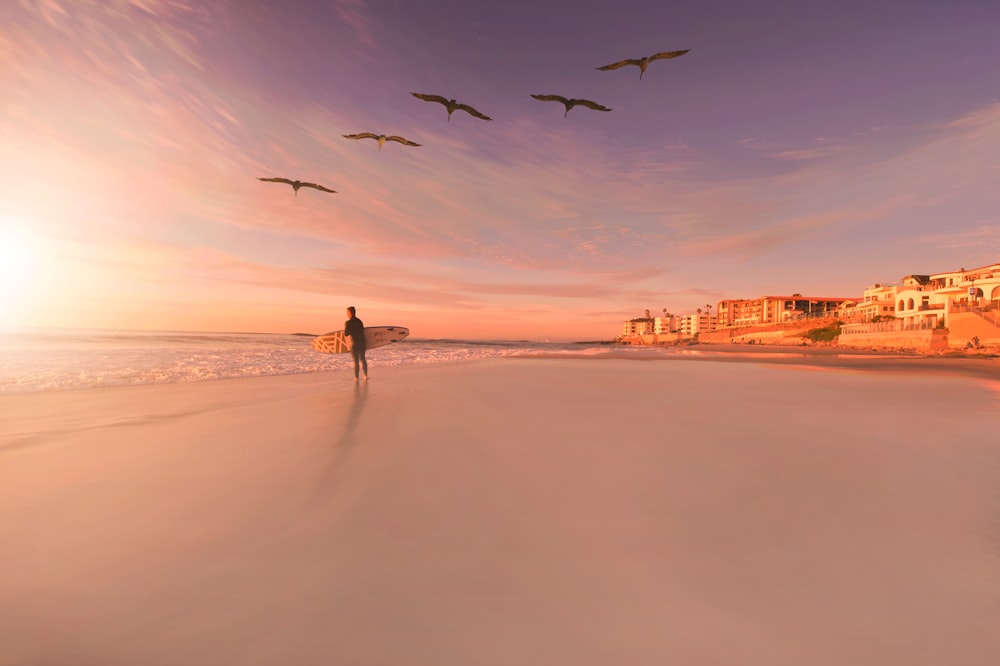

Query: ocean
(0, 328), (625, 394)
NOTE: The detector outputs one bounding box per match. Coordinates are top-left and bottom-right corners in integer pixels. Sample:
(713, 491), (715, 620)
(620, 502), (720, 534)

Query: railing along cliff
(841, 320), (937, 335)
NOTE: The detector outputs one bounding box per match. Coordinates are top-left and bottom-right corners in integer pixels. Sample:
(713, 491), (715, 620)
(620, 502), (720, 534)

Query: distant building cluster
(621, 308), (721, 338)
(619, 262), (1000, 339)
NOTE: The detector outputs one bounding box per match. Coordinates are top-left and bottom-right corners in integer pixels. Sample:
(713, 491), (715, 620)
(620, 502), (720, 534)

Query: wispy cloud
(767, 143), (854, 161)
(905, 221), (1000, 251)
(670, 102), (1000, 260)
(333, 0), (376, 49)
(740, 135), (855, 161)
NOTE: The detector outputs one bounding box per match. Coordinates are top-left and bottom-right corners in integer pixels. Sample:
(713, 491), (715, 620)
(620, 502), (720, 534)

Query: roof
(720, 295), (858, 303)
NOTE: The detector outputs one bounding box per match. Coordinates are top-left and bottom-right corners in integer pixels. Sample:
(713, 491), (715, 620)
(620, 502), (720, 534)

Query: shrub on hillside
(803, 321), (842, 342)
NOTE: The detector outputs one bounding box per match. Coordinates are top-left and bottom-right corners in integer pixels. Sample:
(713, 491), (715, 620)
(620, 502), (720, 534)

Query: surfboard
(311, 326), (410, 354)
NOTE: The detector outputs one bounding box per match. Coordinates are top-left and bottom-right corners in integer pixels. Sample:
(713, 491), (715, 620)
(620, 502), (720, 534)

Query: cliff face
(698, 318), (838, 344)
(946, 311), (1000, 347)
(838, 328), (949, 351)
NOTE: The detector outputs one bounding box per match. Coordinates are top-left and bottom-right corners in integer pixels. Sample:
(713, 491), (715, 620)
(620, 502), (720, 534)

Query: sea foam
(0, 329), (609, 393)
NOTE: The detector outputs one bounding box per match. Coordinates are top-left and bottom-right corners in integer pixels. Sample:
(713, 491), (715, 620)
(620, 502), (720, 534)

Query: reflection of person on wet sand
(306, 381), (369, 503)
(335, 382), (368, 456)
(345, 306), (368, 381)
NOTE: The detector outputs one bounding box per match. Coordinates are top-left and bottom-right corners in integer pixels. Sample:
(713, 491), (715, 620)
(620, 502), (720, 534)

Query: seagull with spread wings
(530, 94), (612, 117)
(342, 133), (422, 151)
(256, 177), (337, 195)
(411, 93), (492, 121)
(596, 49), (691, 79)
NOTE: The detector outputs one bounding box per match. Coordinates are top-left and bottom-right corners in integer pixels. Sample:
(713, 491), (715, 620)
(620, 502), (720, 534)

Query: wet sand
(1, 356), (998, 665)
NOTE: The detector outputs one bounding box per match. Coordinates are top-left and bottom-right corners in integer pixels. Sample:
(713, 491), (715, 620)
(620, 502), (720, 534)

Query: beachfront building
(885, 263), (1000, 328)
(618, 262), (1000, 343)
(715, 295), (856, 327)
(677, 311), (718, 336)
(926, 264), (1000, 306)
(856, 283), (898, 322)
(620, 316), (655, 337)
(837, 263), (1000, 333)
(654, 315), (679, 335)
(892, 274), (944, 328)
(836, 299), (860, 321)
(619, 309), (709, 340)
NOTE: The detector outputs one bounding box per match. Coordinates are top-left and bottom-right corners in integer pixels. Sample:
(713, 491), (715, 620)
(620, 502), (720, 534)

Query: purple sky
(2, 0), (998, 339)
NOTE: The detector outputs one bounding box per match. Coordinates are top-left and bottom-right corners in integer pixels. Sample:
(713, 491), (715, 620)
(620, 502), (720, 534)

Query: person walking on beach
(345, 306), (368, 381)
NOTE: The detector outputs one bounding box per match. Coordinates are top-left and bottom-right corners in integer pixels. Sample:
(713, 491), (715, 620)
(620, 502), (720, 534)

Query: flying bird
(530, 94), (612, 117)
(595, 49), (691, 79)
(342, 133), (421, 151)
(411, 93), (492, 121)
(256, 177), (337, 195)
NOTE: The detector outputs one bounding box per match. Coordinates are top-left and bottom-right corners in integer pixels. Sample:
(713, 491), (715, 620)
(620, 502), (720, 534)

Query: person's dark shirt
(345, 316), (366, 351)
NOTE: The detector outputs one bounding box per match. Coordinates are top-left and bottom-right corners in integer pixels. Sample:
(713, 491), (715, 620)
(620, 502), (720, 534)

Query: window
(907, 298), (914, 310)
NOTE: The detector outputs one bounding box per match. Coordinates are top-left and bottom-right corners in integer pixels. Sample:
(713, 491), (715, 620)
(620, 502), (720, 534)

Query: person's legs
(351, 348), (362, 379)
(359, 350), (368, 379)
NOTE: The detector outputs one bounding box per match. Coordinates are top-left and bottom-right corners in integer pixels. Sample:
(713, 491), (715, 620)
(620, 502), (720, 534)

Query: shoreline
(624, 339), (1000, 358)
(2, 341), (999, 402)
(614, 338), (999, 358)
(701, 339), (998, 356)
(530, 342), (1000, 381)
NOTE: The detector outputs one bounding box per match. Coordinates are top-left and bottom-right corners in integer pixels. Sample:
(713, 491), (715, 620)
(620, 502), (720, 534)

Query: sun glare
(0, 225), (42, 328)
(1, 236), (33, 280)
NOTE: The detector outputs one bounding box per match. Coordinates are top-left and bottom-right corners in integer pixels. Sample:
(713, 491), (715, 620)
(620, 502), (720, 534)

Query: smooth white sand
(1, 357), (998, 665)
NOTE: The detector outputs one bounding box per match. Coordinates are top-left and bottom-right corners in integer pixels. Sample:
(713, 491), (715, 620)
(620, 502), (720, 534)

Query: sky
(1, 0), (999, 340)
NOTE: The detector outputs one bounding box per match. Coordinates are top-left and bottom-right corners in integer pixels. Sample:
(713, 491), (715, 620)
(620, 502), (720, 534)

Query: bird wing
(595, 58), (641, 71)
(387, 136), (421, 147)
(455, 103), (491, 120)
(649, 49), (691, 61)
(300, 182), (337, 193)
(257, 177), (294, 185)
(531, 94), (569, 104)
(411, 92), (448, 105)
(343, 132), (379, 140)
(575, 99), (612, 112)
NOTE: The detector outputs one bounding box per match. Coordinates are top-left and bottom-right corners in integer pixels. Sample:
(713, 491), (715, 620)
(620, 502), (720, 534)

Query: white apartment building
(927, 264), (1000, 305)
(654, 315), (679, 334)
(619, 311), (713, 339)
(892, 264), (1000, 327)
(620, 317), (655, 337)
(892, 275), (941, 327)
(844, 263), (1000, 330)
(857, 282), (898, 321)
(678, 312), (718, 336)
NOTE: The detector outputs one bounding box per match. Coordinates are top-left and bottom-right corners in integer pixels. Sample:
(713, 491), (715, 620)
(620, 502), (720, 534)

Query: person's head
(346, 306), (356, 318)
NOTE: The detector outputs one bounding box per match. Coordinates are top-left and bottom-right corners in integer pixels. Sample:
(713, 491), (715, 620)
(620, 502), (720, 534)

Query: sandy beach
(2, 353), (998, 665)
